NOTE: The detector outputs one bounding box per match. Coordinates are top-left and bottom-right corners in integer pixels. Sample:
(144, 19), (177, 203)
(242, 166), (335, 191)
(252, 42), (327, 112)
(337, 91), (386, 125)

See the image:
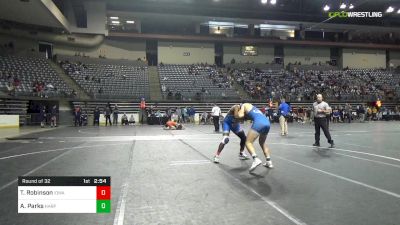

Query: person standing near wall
(74, 105), (81, 127)
(278, 98), (291, 136)
(345, 103), (352, 123)
(211, 103), (221, 132)
(313, 94), (335, 148)
(139, 98), (146, 124)
(113, 104), (119, 125)
(50, 105), (57, 128)
(104, 105), (112, 126)
(176, 107), (182, 123)
(40, 105), (46, 128)
(93, 106), (100, 126)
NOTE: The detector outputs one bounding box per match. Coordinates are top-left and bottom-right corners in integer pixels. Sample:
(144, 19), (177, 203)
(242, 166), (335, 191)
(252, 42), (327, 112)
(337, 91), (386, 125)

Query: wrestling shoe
(239, 152), (250, 160)
(249, 158), (262, 172)
(263, 160), (274, 168)
(313, 143), (320, 147)
(213, 156), (220, 163)
(329, 141), (335, 148)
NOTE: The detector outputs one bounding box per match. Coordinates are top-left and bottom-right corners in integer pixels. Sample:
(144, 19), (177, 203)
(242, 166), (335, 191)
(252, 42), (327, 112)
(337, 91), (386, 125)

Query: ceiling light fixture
(270, 0), (276, 5)
(349, 4), (354, 9)
(323, 5), (330, 11)
(109, 16), (119, 20)
(261, 0), (268, 4)
(126, 20), (135, 24)
(386, 6), (394, 13)
(111, 21), (120, 24)
(340, 3), (346, 9)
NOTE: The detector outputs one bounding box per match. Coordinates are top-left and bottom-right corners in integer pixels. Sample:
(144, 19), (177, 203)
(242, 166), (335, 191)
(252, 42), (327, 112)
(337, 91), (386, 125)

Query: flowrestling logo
(328, 11), (383, 18)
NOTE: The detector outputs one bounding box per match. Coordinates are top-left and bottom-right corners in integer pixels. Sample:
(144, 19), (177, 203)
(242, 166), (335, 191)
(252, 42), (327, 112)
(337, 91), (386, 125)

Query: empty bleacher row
(59, 56), (150, 100)
(158, 64), (240, 100)
(0, 55), (72, 97)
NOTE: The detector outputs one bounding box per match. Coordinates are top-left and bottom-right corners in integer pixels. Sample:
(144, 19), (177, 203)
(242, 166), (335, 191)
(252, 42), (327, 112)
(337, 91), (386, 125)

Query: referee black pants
(314, 117), (333, 144)
(212, 116), (220, 132)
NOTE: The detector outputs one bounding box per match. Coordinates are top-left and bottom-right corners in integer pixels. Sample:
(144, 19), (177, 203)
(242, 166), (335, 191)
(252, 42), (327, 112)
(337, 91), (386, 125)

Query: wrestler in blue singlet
(247, 106), (270, 134)
(222, 115), (242, 134)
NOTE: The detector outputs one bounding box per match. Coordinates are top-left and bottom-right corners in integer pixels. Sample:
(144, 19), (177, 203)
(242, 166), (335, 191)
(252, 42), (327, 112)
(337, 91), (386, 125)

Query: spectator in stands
(167, 90), (173, 99)
(113, 104), (119, 125)
(72, 89), (77, 98)
(93, 106), (100, 126)
(121, 113), (129, 126)
(175, 90), (182, 100)
(211, 104), (221, 132)
(104, 105), (112, 126)
(6, 80), (16, 96)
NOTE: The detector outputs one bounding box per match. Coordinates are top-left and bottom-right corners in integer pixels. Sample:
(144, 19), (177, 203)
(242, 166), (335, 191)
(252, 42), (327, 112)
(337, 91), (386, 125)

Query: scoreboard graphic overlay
(18, 176), (111, 213)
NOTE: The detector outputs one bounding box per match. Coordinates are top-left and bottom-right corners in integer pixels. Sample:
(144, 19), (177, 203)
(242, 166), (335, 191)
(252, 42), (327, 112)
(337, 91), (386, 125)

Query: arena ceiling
(106, 0), (400, 27)
(0, 0), (69, 31)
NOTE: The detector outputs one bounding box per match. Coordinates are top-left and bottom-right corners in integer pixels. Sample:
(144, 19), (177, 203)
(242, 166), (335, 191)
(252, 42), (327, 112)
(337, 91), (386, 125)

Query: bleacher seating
(0, 55), (72, 97)
(347, 69), (400, 100)
(232, 67), (400, 102)
(158, 64), (239, 100)
(60, 58), (150, 99)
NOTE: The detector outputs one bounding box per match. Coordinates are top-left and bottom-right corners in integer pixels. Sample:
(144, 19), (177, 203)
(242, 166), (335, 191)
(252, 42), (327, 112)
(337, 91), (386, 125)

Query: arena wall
(64, 0), (107, 35)
(53, 39), (146, 61)
(223, 44), (274, 64)
(284, 46), (330, 66)
(0, 34), (38, 52)
(389, 51), (400, 68)
(342, 48), (386, 69)
(158, 41), (214, 64)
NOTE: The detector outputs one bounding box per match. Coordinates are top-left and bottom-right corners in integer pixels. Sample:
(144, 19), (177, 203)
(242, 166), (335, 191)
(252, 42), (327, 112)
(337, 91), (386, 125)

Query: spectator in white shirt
(211, 104), (221, 132)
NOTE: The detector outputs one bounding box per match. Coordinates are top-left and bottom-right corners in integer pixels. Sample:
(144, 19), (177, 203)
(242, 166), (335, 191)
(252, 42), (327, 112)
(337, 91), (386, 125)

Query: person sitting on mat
(164, 120), (184, 130)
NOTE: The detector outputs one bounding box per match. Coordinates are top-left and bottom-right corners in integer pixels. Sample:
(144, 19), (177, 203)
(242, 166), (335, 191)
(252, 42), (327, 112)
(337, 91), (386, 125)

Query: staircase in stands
(148, 66), (162, 101)
(48, 60), (91, 100)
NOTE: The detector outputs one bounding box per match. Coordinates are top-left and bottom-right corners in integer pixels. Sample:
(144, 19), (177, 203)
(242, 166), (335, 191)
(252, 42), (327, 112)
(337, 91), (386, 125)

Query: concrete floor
(0, 121), (399, 225)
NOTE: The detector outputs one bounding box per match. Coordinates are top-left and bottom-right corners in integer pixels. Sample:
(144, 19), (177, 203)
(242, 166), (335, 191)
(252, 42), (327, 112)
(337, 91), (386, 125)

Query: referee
(313, 94), (335, 148)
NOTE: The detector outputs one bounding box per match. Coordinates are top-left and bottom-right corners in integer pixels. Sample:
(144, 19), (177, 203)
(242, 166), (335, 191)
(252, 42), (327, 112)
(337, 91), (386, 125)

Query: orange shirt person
(164, 120), (184, 130)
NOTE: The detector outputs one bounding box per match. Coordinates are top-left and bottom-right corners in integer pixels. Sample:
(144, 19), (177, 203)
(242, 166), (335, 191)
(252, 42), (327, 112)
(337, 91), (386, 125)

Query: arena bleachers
(59, 57), (150, 100)
(0, 55), (72, 97)
(158, 64), (240, 100)
(231, 67), (400, 102)
(347, 69), (400, 100)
